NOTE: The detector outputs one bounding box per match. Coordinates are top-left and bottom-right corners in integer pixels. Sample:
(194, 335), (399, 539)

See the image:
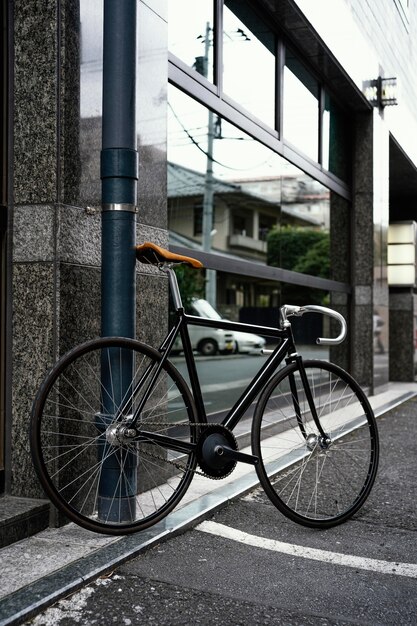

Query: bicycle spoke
(254, 360), (378, 527)
(32, 338), (197, 534)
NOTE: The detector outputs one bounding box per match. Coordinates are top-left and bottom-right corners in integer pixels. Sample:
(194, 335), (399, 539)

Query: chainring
(196, 424), (238, 479)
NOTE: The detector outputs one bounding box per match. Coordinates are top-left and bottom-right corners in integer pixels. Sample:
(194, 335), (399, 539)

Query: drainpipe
(99, 0), (138, 521)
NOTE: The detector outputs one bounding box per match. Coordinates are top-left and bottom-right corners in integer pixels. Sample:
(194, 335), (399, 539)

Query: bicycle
(30, 242), (379, 535)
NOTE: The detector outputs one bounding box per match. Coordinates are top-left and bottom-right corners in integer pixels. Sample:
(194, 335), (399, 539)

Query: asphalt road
(25, 397), (417, 625)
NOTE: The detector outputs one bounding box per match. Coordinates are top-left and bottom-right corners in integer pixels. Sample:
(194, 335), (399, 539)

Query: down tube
(223, 339), (291, 432)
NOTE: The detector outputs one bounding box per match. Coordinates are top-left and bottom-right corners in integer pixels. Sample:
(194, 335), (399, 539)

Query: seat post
(166, 267), (184, 311)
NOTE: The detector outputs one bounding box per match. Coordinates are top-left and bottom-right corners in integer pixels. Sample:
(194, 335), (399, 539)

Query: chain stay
(135, 421), (237, 480)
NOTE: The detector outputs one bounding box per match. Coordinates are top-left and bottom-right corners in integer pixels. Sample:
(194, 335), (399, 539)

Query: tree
(267, 226), (330, 305)
(173, 264), (205, 311)
(293, 236), (330, 277)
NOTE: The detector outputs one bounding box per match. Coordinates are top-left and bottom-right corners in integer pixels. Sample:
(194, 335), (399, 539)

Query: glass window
(171, 271), (334, 417)
(223, 1), (275, 128)
(168, 85), (332, 280)
(168, 0), (215, 83)
(80, 2), (103, 120)
(79, 1), (103, 207)
(194, 205), (203, 236)
(283, 50), (319, 162)
(322, 93), (351, 182)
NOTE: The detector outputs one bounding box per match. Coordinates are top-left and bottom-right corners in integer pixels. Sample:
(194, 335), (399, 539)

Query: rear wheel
(30, 337), (198, 535)
(252, 360), (379, 528)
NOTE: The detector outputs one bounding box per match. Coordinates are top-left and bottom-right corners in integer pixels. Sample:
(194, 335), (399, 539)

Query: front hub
(306, 432), (332, 452)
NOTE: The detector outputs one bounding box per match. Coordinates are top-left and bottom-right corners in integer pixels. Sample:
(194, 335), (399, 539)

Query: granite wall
(9, 0), (169, 499)
(329, 192), (350, 373)
(350, 109), (390, 392)
(351, 112), (376, 390)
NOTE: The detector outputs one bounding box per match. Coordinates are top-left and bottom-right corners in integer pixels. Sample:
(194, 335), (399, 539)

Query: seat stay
(179, 316), (208, 423)
(126, 320), (183, 429)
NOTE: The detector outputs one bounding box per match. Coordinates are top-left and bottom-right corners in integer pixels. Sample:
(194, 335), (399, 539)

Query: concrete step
(0, 495), (50, 548)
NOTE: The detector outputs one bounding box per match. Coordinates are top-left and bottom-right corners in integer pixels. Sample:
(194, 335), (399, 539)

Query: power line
(168, 102), (273, 173)
(168, 102), (254, 172)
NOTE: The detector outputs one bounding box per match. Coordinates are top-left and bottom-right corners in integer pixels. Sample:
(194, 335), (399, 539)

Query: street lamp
(363, 77), (398, 108)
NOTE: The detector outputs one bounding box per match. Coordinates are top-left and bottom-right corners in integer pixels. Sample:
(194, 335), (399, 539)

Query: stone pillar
(9, 0), (169, 502)
(351, 109), (390, 392)
(372, 111), (390, 390)
(329, 192), (350, 373)
(11, 1), (64, 498)
(389, 290), (416, 381)
(351, 112), (375, 389)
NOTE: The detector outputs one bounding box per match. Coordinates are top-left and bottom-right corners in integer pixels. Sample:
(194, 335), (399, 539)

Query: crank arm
(215, 445), (259, 466)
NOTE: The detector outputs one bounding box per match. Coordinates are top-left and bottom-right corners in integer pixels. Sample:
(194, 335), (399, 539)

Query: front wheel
(30, 337), (198, 535)
(252, 360), (379, 528)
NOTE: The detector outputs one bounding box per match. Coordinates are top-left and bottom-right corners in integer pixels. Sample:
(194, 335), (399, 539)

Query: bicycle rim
(30, 338), (198, 534)
(252, 360), (379, 528)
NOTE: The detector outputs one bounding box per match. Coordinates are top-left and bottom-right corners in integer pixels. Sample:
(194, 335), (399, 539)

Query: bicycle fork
(288, 355), (331, 450)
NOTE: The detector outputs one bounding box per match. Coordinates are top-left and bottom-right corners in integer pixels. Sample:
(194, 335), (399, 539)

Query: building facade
(1, 0), (417, 543)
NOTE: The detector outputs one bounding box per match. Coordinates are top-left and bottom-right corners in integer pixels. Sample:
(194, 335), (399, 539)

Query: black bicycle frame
(179, 310), (293, 431)
(127, 267), (327, 455)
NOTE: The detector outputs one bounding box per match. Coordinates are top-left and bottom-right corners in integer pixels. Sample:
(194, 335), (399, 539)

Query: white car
(173, 299), (234, 356)
(180, 299), (265, 356)
(232, 330), (266, 354)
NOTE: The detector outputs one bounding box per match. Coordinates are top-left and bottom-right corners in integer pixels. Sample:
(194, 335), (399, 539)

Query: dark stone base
(0, 496), (50, 548)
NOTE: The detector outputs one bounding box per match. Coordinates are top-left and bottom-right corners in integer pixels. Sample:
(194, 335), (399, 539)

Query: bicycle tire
(30, 337), (198, 535)
(252, 359), (379, 528)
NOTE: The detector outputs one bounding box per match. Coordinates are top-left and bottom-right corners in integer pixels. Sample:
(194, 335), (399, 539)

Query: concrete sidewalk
(0, 382), (416, 626)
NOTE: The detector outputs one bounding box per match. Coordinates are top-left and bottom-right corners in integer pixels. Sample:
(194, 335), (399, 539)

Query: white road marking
(196, 520), (417, 579)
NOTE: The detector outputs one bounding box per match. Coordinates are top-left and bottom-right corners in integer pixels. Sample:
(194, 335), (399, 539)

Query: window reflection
(171, 269), (332, 419)
(323, 93), (351, 182)
(168, 0), (214, 83)
(167, 2), (352, 179)
(80, 1), (103, 119)
(283, 52), (319, 161)
(79, 0), (103, 207)
(168, 85), (332, 302)
(223, 1), (275, 128)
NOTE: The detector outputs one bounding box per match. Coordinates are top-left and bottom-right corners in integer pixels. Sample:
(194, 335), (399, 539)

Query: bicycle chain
(134, 421), (237, 480)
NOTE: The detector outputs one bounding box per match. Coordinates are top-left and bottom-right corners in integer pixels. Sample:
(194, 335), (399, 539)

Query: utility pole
(99, 0), (138, 521)
(199, 22), (217, 307)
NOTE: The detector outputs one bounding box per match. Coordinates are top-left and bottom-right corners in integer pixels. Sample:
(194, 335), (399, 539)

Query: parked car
(180, 299), (265, 356)
(231, 329), (266, 354)
(173, 299), (234, 356)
